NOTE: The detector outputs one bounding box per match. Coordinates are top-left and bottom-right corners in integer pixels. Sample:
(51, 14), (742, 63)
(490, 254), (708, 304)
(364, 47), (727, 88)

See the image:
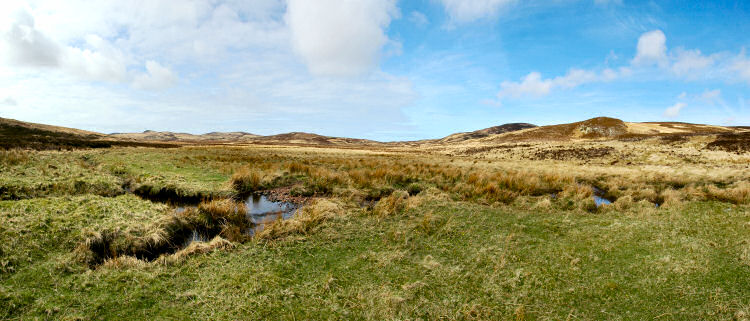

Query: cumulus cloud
(498, 72), (552, 98)
(495, 29), (750, 103)
(663, 102), (686, 117)
(0, 8), (163, 87)
(1, 10), (61, 67)
(133, 61), (177, 90)
(632, 30), (667, 66)
(497, 68), (619, 100)
(286, 0), (398, 77)
(0, 1), (416, 139)
(62, 36), (129, 83)
(439, 0), (515, 23)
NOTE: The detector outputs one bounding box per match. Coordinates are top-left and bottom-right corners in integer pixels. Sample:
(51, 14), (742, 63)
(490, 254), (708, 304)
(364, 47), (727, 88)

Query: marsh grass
(75, 198), (249, 267)
(256, 199), (341, 240)
(230, 167), (264, 193)
(3, 142), (750, 319)
(0, 149), (29, 166)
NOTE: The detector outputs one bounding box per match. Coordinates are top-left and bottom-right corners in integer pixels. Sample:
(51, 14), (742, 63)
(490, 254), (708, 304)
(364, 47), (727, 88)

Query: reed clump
(231, 167), (264, 193)
(0, 149), (30, 166)
(373, 190), (410, 217)
(256, 199), (342, 240)
(196, 199), (249, 242)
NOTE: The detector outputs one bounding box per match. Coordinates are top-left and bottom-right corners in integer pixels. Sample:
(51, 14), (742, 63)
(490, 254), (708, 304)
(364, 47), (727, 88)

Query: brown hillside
(492, 117), (628, 142)
(440, 123), (537, 143)
(252, 132), (381, 146)
(110, 130), (259, 142)
(0, 117), (175, 150)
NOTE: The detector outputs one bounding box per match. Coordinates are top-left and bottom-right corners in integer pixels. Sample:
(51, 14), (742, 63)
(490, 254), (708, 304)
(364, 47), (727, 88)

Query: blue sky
(1, 0), (749, 141)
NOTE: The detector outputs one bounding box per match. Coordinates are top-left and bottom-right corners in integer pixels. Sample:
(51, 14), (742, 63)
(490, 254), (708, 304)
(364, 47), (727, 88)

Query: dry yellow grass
(256, 199), (342, 240)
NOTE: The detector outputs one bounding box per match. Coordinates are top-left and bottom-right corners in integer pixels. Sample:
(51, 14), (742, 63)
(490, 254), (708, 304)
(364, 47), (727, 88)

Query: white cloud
(1, 97), (17, 106)
(671, 48), (715, 78)
(286, 0), (398, 77)
(1, 10), (61, 67)
(700, 89), (722, 105)
(733, 52), (750, 84)
(439, 0), (515, 23)
(497, 68), (620, 100)
(498, 72), (552, 98)
(553, 69), (599, 89)
(62, 36), (129, 83)
(0, 8), (165, 87)
(133, 60), (177, 90)
(632, 29), (667, 67)
(663, 102), (686, 117)
(0, 1), (417, 140)
(495, 29), (750, 104)
(409, 11), (429, 27)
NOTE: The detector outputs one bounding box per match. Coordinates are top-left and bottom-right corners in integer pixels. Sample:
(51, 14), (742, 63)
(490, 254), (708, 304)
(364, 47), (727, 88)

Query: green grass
(3, 194), (750, 319)
(2, 147), (750, 319)
(0, 151), (124, 200)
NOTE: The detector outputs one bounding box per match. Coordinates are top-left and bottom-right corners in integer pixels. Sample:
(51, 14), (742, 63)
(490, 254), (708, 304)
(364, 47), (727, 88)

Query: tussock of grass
(705, 181), (750, 204)
(532, 197), (553, 210)
(0, 149), (29, 166)
(76, 198), (248, 267)
(74, 212), (194, 267)
(231, 167), (264, 193)
(196, 199), (249, 242)
(373, 190), (409, 217)
(256, 199), (341, 240)
(157, 236), (234, 266)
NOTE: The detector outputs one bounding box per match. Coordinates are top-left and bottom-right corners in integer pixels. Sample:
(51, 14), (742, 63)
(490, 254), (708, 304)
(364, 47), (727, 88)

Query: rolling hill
(2, 116), (748, 150)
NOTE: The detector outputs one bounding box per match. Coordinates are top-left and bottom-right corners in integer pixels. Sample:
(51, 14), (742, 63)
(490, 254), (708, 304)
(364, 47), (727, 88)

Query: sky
(1, 0), (749, 141)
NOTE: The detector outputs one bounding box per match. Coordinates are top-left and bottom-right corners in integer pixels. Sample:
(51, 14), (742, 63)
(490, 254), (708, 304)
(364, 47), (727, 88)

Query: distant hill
(484, 117), (743, 143)
(0, 117), (175, 150)
(110, 130), (260, 142)
(439, 123), (537, 143)
(2, 116), (748, 150)
(253, 132), (382, 146)
(114, 130), (379, 146)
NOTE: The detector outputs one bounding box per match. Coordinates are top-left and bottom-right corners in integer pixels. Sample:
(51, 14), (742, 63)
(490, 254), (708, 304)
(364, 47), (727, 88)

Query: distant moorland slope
(1, 116), (748, 151)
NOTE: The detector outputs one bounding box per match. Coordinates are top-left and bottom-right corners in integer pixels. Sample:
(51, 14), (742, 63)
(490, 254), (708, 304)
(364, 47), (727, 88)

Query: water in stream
(175, 194), (300, 247)
(591, 186), (613, 207)
(245, 194), (299, 236)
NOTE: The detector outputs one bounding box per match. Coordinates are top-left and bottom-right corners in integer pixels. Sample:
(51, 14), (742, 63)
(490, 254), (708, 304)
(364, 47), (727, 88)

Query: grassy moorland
(2, 140), (750, 320)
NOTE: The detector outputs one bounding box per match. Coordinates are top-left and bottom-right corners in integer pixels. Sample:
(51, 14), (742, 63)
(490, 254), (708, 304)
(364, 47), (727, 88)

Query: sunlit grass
(2, 142), (750, 319)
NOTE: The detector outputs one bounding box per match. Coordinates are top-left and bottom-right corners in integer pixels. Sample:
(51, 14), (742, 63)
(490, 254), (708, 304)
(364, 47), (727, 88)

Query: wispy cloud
(663, 101), (686, 117)
(438, 0), (515, 23)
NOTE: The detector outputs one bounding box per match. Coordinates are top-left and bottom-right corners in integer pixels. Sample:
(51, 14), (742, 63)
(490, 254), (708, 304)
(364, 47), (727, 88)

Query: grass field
(2, 141), (750, 319)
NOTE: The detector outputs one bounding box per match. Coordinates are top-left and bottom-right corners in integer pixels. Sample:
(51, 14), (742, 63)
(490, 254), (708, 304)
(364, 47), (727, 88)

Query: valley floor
(1, 140), (749, 320)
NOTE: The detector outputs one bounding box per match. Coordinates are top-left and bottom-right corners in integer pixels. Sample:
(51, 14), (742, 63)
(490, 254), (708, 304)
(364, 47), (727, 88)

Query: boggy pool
(177, 194), (301, 247)
(245, 194), (299, 236)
